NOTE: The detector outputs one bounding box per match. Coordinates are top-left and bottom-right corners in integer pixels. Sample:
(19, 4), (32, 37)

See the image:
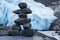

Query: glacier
(0, 0), (57, 30)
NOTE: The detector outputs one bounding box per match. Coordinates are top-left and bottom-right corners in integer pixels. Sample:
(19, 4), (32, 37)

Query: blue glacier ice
(0, 0), (57, 30)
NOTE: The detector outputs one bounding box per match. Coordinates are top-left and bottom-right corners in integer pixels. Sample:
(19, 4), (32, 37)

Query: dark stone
(12, 24), (21, 31)
(20, 29), (34, 37)
(14, 18), (31, 25)
(23, 23), (31, 29)
(21, 8), (32, 14)
(13, 8), (32, 14)
(18, 3), (27, 9)
(55, 11), (60, 18)
(13, 9), (22, 14)
(34, 0), (52, 6)
(34, 0), (59, 6)
(8, 30), (20, 36)
(0, 26), (11, 30)
(50, 19), (60, 31)
(18, 13), (27, 18)
(0, 30), (9, 36)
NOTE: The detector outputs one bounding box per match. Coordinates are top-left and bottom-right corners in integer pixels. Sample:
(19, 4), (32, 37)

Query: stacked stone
(8, 3), (34, 37)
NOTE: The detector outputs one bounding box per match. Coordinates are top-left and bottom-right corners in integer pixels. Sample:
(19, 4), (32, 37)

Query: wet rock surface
(0, 31), (57, 40)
